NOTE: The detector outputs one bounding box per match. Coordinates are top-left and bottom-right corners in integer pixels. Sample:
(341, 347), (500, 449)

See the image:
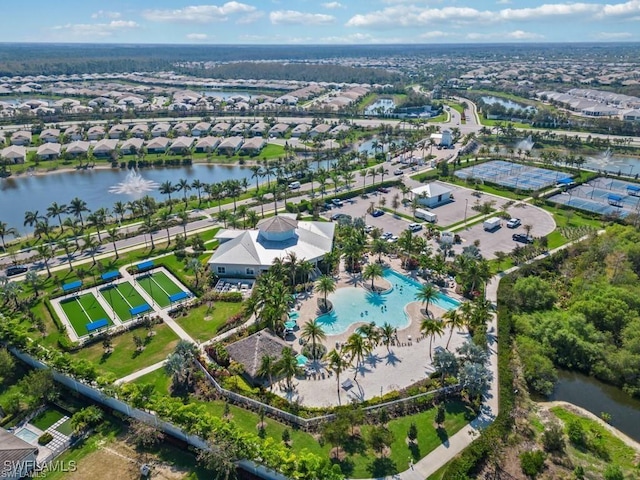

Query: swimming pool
(15, 427), (39, 444)
(316, 269), (460, 335)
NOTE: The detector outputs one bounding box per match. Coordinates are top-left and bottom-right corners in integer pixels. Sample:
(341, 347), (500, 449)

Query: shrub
(520, 450), (545, 477)
(542, 422), (565, 453)
(603, 465), (624, 480)
(407, 422), (418, 442)
(38, 432), (53, 445)
(566, 420), (586, 447)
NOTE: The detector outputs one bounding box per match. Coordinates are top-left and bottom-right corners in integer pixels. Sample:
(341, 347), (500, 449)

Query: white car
(388, 235), (399, 243)
(393, 169), (403, 175)
(381, 232), (393, 240)
(408, 223), (423, 232)
(506, 218), (521, 229)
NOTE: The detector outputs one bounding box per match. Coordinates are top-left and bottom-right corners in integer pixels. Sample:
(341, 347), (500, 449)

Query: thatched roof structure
(226, 329), (289, 380)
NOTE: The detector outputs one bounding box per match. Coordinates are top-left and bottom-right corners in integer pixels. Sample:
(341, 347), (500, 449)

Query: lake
(364, 98), (395, 116)
(0, 164), (255, 235)
(550, 370), (640, 442)
(481, 96), (536, 113)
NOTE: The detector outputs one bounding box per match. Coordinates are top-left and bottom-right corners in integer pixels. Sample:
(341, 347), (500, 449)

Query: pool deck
(276, 255), (467, 407)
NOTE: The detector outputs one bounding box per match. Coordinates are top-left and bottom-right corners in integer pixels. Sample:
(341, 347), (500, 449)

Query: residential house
(268, 123), (289, 137)
(169, 136), (194, 154)
(229, 123), (247, 136)
(191, 122), (211, 137)
(39, 128), (60, 143)
(1, 145), (26, 164)
(239, 137), (266, 155)
(622, 109), (640, 121)
(330, 124), (350, 137)
(86, 125), (105, 141)
(37, 142), (61, 160)
(92, 139), (119, 157)
(249, 122), (267, 137)
(120, 137), (144, 155)
(308, 123), (331, 138)
(194, 136), (221, 153)
(290, 123), (310, 138)
(0, 428), (38, 480)
(217, 136), (243, 155)
(63, 125), (83, 141)
(10, 130), (31, 146)
(146, 136), (170, 154)
(64, 140), (90, 157)
(173, 122), (191, 137)
(130, 124), (149, 138)
(211, 122), (231, 136)
(151, 122), (170, 137)
(108, 124), (129, 139)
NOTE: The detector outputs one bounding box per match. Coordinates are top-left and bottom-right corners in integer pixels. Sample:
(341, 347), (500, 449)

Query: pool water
(15, 427), (39, 444)
(296, 354), (308, 366)
(316, 269), (460, 335)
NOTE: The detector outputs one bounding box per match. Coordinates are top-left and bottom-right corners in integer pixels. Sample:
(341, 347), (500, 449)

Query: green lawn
(59, 293), (113, 336)
(177, 302), (244, 343)
(99, 282), (147, 321)
(135, 271), (184, 308)
(71, 323), (180, 378)
(55, 418), (74, 436)
(132, 368), (172, 395)
(31, 407), (67, 431)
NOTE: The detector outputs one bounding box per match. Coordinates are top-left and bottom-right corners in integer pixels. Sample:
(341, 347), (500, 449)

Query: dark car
(512, 233), (533, 244)
(371, 209), (384, 217)
(331, 213), (344, 221)
(6, 265), (28, 277)
(377, 187), (390, 194)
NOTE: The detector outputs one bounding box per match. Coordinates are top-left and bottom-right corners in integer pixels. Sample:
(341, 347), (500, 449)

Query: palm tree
(301, 319), (326, 360)
(415, 283), (439, 318)
(113, 201), (127, 224)
(82, 234), (100, 265)
(420, 317), (445, 361)
(60, 240), (75, 271)
(314, 275), (336, 311)
(379, 322), (397, 353)
(191, 179), (205, 206)
(177, 211), (189, 237)
(362, 262), (384, 291)
(246, 210), (259, 229)
(344, 333), (371, 379)
(0, 221), (18, 250)
(46, 202), (67, 232)
(250, 164), (262, 191)
(443, 309), (465, 350)
(177, 178), (191, 207)
(139, 217), (158, 250)
(107, 227), (120, 258)
(68, 197), (89, 227)
(277, 347), (300, 391)
(159, 181), (175, 212)
(36, 244), (53, 277)
(23, 210), (42, 230)
(217, 209), (230, 228)
(285, 251), (299, 288)
(257, 354), (277, 390)
(326, 349), (348, 405)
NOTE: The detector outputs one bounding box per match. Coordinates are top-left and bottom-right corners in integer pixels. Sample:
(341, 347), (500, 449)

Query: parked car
(393, 169), (403, 175)
(512, 233), (533, 244)
(377, 187), (390, 193)
(331, 198), (343, 207)
(6, 265), (28, 277)
(331, 213), (344, 221)
(371, 209), (384, 217)
(381, 232), (393, 240)
(364, 225), (374, 233)
(388, 235), (399, 243)
(320, 202), (332, 211)
(506, 218), (521, 229)
(408, 223), (423, 232)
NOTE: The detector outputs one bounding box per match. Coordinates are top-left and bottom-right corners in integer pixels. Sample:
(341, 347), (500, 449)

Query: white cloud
(322, 2), (344, 8)
(236, 11), (264, 24)
(91, 10), (121, 19)
(186, 33), (210, 40)
(52, 20), (139, 37)
(143, 2), (256, 23)
(466, 30), (544, 41)
(270, 10), (336, 25)
(346, 2), (639, 29)
(594, 31), (634, 39)
(419, 31), (452, 39)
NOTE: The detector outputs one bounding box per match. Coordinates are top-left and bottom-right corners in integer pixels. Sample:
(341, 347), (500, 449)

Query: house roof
(240, 137), (265, 150)
(226, 330), (289, 378)
(37, 143), (61, 155)
(258, 215), (298, 233)
(93, 139), (118, 152)
(0, 429), (37, 477)
(209, 217), (335, 268)
(411, 182), (452, 198)
(146, 137), (170, 149)
(195, 136), (221, 148)
(65, 140), (90, 154)
(170, 136), (194, 149)
(218, 136), (243, 149)
(121, 137), (144, 150)
(1, 145), (26, 158)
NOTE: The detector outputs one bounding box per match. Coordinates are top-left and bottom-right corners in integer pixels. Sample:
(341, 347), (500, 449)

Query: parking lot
(323, 180), (556, 260)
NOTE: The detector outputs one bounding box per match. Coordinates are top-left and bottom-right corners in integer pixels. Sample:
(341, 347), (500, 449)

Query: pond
(549, 369), (640, 442)
(481, 96), (536, 113)
(582, 149), (640, 176)
(364, 98), (396, 116)
(0, 164), (255, 235)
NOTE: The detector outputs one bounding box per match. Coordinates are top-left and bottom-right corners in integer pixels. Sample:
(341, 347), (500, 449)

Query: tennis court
(99, 281), (148, 321)
(59, 293), (112, 336)
(549, 177), (640, 217)
(136, 270), (188, 308)
(455, 160), (572, 191)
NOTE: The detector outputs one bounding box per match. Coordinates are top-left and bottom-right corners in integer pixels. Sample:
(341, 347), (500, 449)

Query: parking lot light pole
(464, 199), (468, 229)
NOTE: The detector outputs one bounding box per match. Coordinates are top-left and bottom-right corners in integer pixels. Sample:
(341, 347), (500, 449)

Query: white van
(415, 208), (437, 223)
(288, 181), (301, 190)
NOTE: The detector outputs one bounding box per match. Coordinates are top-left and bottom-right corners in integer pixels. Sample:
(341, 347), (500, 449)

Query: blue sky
(6, 1), (640, 44)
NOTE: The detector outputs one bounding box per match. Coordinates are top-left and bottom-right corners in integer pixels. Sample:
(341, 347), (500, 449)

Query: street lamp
(464, 198), (468, 229)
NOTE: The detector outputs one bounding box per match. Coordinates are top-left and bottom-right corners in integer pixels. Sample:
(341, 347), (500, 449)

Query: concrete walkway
(115, 359), (168, 385)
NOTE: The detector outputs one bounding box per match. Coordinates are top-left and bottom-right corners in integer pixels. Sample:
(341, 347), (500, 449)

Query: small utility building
(411, 182), (452, 208)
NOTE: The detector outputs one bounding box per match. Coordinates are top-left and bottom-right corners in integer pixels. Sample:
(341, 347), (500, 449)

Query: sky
(5, 0), (640, 44)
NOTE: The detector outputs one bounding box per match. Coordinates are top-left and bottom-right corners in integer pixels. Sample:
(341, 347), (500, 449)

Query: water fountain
(589, 148), (613, 167)
(108, 169), (159, 196)
(515, 135), (534, 151)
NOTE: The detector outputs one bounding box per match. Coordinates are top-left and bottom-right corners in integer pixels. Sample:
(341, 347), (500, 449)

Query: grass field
(132, 368), (172, 395)
(71, 323), (180, 378)
(31, 407), (67, 431)
(99, 282), (147, 321)
(59, 293), (113, 336)
(135, 271), (185, 308)
(177, 302), (244, 342)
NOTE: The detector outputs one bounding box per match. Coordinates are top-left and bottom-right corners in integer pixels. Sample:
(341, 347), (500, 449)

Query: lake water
(481, 96), (536, 112)
(550, 370), (640, 441)
(582, 152), (640, 176)
(364, 98), (396, 116)
(0, 164), (254, 234)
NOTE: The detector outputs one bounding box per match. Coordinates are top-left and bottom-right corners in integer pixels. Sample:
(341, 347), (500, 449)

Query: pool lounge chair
(341, 378), (353, 390)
